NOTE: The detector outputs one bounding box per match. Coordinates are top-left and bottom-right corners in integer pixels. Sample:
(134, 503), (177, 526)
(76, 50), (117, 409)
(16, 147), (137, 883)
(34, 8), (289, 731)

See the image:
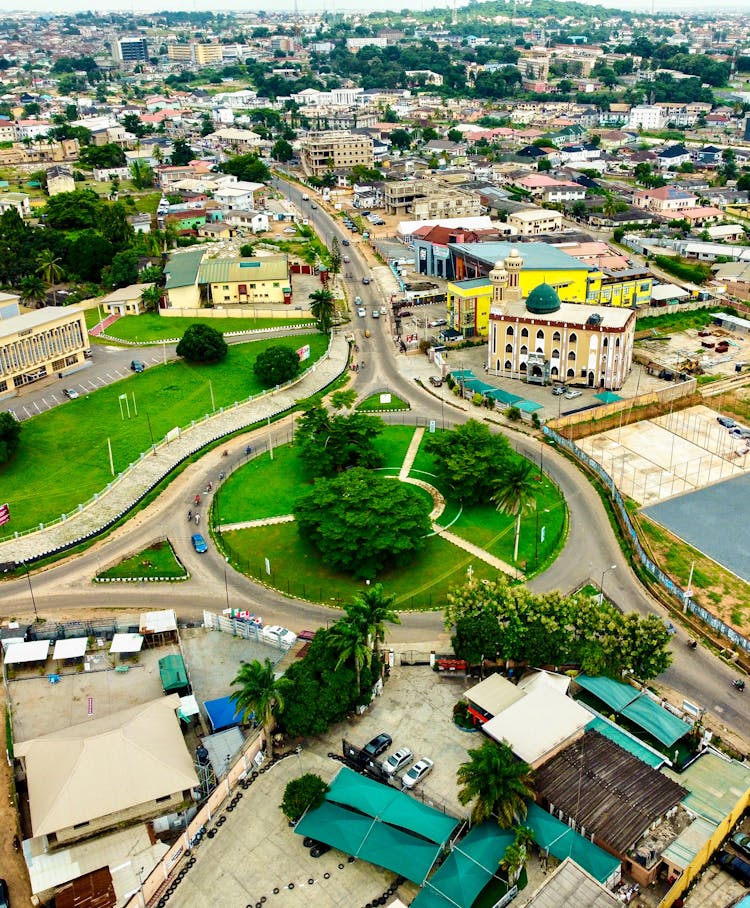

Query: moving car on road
(371, 309), (380, 319)
(191, 534), (208, 553)
(357, 307), (366, 318)
(362, 277), (371, 285)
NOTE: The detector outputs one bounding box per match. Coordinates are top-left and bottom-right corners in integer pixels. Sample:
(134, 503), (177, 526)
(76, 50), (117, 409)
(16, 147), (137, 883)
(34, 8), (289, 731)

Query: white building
(507, 208), (563, 236)
(0, 192), (31, 217)
(628, 105), (666, 131)
(213, 181), (265, 210)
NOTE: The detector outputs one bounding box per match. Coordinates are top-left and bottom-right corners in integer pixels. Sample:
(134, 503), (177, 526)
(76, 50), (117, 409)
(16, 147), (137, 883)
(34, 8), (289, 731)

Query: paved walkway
(399, 426), (424, 479)
(433, 526), (521, 580)
(1, 334), (349, 564)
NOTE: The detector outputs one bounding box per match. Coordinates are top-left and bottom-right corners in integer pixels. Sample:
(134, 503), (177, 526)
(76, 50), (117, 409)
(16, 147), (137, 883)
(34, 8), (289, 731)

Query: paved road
(3, 178), (749, 745)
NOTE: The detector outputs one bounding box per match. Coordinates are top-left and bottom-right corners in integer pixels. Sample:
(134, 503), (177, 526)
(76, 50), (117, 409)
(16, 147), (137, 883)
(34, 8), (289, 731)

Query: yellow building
(486, 249), (635, 390)
(167, 43), (223, 65)
(0, 301), (89, 398)
(446, 278), (493, 338)
(163, 250), (292, 310)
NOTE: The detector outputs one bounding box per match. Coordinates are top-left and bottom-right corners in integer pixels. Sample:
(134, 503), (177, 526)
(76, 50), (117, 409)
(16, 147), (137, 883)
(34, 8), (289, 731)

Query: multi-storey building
(114, 36), (149, 65)
(167, 43), (223, 66)
(299, 131), (374, 177)
(384, 179), (481, 219)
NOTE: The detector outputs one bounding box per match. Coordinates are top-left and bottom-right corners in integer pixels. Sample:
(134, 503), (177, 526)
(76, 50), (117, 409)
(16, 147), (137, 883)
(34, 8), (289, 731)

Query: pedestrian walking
(219, 471), (225, 481)
(188, 509), (192, 522)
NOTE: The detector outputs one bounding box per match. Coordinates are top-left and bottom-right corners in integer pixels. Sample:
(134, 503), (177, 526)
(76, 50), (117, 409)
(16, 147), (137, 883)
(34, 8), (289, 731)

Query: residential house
(633, 186), (698, 214)
(656, 144), (691, 171)
(213, 181), (265, 211)
(222, 209), (270, 233)
(507, 208), (563, 236)
(0, 192), (30, 217)
(45, 165), (75, 196)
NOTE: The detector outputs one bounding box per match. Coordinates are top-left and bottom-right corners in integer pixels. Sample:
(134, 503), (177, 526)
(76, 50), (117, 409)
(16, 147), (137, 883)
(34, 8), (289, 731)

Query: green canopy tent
(158, 654), (189, 694)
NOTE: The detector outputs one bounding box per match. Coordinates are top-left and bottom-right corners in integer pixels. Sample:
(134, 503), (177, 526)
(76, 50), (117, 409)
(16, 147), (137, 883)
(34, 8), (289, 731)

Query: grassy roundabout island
(214, 419), (567, 610)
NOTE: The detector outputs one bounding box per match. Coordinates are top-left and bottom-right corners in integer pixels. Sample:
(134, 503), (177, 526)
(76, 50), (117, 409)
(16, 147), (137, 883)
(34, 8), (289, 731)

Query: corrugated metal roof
(198, 255), (288, 285)
(164, 249), (204, 290)
(664, 751), (750, 825)
(450, 241), (592, 271)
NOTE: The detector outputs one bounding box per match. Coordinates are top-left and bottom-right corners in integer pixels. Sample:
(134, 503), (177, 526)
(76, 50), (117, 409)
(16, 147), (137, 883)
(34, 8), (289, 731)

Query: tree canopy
(220, 152), (271, 184)
(253, 344), (301, 387)
(280, 774), (328, 822)
(0, 411), (21, 464)
(447, 578), (672, 681)
(457, 740), (535, 827)
(175, 323), (228, 363)
(295, 467), (432, 578)
(425, 419), (512, 505)
(296, 405), (383, 478)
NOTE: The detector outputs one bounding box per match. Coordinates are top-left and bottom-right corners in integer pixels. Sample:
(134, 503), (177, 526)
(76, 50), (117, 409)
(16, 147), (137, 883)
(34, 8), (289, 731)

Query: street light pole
(21, 561), (38, 622)
(599, 564), (616, 605)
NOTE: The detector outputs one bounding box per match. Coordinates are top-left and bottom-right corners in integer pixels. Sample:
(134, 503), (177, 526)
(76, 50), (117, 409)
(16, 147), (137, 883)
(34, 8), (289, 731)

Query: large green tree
(425, 419), (511, 506)
(220, 153), (271, 183)
(296, 405), (383, 477)
(0, 411), (21, 463)
(176, 323), (228, 363)
(230, 658), (288, 758)
(456, 740), (535, 828)
(280, 774), (328, 822)
(295, 468), (432, 578)
(44, 189), (101, 230)
(253, 344), (301, 386)
(491, 458), (538, 564)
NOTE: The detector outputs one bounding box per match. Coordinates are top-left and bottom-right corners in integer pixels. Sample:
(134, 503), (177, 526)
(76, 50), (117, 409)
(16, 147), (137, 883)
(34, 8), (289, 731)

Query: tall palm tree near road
(19, 274), (47, 308)
(491, 459), (538, 563)
(326, 617), (371, 695)
(457, 739), (535, 828)
(230, 658), (287, 759)
(350, 583), (401, 665)
(309, 287), (335, 334)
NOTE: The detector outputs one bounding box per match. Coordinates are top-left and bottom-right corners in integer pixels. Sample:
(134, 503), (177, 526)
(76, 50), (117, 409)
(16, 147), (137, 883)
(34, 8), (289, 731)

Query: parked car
(191, 533), (208, 553)
(362, 276), (371, 285)
(262, 625), (297, 647)
(371, 309), (380, 319)
(718, 850), (750, 886)
(130, 359), (145, 373)
(429, 376), (443, 388)
(552, 385), (565, 396)
(564, 389), (582, 399)
(363, 732), (392, 758)
(63, 388), (79, 399)
(383, 747), (413, 776)
(402, 758), (433, 789)
(301, 193), (310, 201)
(398, 310), (413, 318)
(429, 318), (447, 327)
(732, 832), (750, 859)
(718, 415), (737, 428)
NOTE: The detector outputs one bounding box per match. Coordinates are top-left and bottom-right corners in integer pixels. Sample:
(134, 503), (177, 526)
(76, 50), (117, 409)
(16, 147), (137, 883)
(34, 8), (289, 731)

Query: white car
(372, 310), (380, 319)
(564, 389), (582, 400)
(262, 625), (297, 647)
(383, 747), (413, 776)
(357, 307), (367, 317)
(402, 758), (433, 789)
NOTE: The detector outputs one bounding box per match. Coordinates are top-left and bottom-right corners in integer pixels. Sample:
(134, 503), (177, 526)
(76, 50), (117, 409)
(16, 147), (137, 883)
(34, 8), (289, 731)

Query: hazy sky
(1, 0), (750, 14)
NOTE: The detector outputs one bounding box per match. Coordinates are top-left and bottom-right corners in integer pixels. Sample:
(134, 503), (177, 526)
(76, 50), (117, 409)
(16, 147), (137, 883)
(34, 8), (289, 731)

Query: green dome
(526, 282), (561, 314)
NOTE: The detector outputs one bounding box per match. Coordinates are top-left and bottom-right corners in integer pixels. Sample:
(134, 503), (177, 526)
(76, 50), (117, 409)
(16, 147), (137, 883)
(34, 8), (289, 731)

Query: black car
(342, 238), (350, 246)
(363, 732), (392, 758)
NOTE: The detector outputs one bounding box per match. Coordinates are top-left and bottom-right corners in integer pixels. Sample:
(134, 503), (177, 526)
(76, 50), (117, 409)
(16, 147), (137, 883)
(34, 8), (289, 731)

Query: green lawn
(85, 307), (104, 329)
(357, 392), (409, 412)
(223, 520), (504, 611)
(96, 540), (186, 580)
(372, 425), (416, 471)
(103, 313), (314, 344)
(0, 335), (329, 534)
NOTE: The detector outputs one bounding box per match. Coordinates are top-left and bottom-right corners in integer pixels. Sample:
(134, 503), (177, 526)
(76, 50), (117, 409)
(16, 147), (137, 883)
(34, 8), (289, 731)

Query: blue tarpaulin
(204, 696), (245, 732)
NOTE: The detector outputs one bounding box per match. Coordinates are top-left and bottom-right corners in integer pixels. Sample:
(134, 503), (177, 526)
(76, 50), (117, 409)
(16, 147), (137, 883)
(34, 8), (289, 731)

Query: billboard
(297, 344), (311, 361)
(0, 503), (8, 526)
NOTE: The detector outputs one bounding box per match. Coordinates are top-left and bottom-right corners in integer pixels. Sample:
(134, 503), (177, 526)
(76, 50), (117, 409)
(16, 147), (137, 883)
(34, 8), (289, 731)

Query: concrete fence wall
(160, 306), (314, 320)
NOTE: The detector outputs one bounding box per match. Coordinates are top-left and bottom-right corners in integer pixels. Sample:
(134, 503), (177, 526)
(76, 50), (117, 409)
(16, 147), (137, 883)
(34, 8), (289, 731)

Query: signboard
(296, 344), (310, 361)
(0, 503), (9, 526)
(433, 246), (450, 260)
(380, 393), (392, 404)
(429, 420), (436, 433)
(264, 557), (271, 575)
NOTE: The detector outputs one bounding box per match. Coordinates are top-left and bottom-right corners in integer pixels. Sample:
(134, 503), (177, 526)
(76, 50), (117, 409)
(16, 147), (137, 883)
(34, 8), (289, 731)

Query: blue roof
(204, 696), (244, 732)
(449, 242), (592, 271)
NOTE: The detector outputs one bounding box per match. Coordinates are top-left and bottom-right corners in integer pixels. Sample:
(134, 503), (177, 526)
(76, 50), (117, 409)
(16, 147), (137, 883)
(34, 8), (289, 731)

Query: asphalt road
(3, 178), (748, 745)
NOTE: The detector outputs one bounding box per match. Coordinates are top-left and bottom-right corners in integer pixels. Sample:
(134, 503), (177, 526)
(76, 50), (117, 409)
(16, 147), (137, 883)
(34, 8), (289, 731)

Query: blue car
(191, 533), (208, 553)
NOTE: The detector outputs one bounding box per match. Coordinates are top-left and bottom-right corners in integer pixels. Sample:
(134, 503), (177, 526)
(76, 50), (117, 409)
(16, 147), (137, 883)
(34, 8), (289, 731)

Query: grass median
(0, 335), (329, 534)
(91, 312), (313, 344)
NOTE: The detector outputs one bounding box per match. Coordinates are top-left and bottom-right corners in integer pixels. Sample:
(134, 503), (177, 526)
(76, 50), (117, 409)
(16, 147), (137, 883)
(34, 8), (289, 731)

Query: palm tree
(229, 658), (287, 759)
(140, 285), (161, 312)
(325, 617), (371, 695)
(19, 274), (47, 308)
(36, 248), (63, 306)
(456, 740), (535, 828)
(491, 459), (538, 564)
(308, 288), (335, 334)
(350, 583), (401, 665)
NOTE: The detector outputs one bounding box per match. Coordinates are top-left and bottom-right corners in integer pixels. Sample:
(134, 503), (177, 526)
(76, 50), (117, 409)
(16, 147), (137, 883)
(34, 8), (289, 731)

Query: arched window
(520, 362), (527, 372)
(602, 336), (608, 347)
(520, 344), (528, 356)
(569, 332), (577, 343)
(521, 327), (529, 338)
(506, 325), (514, 335)
(552, 348), (560, 359)
(536, 329), (544, 339)
(567, 368), (575, 378)
(552, 330), (561, 342)
(536, 346), (544, 353)
(615, 337), (620, 348)
(568, 350), (576, 361)
(504, 360), (512, 370)
(551, 366), (559, 376)
(505, 343), (513, 353)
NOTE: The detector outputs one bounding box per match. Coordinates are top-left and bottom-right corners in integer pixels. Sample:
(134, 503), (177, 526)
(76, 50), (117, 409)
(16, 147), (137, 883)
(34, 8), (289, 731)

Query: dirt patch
(0, 683), (33, 905)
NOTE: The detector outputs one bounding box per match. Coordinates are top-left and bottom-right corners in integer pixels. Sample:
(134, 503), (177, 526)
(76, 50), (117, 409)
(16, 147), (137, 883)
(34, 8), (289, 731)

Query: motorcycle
(733, 679), (745, 692)
(686, 639), (697, 650)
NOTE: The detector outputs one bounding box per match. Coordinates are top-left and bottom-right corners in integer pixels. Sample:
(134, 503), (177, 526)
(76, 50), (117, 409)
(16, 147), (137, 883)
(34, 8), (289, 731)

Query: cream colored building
(507, 208), (563, 236)
(45, 165), (75, 197)
(167, 43), (223, 65)
(299, 130), (374, 177)
(486, 249), (635, 390)
(0, 304), (89, 398)
(385, 179), (482, 219)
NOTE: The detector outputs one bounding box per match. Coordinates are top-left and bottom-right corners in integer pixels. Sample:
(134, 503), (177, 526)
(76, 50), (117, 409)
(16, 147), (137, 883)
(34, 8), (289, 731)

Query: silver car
(382, 747), (413, 776)
(402, 758), (433, 789)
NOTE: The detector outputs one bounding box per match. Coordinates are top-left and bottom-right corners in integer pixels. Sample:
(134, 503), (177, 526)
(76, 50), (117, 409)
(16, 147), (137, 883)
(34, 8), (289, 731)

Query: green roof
(526, 803), (621, 885)
(164, 249), (204, 290)
(661, 815), (717, 871)
(452, 278), (492, 291)
(664, 751), (750, 825)
(576, 675), (640, 712)
(450, 241), (592, 272)
(158, 654), (188, 693)
(326, 766), (458, 845)
(198, 254), (289, 285)
(526, 282), (561, 314)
